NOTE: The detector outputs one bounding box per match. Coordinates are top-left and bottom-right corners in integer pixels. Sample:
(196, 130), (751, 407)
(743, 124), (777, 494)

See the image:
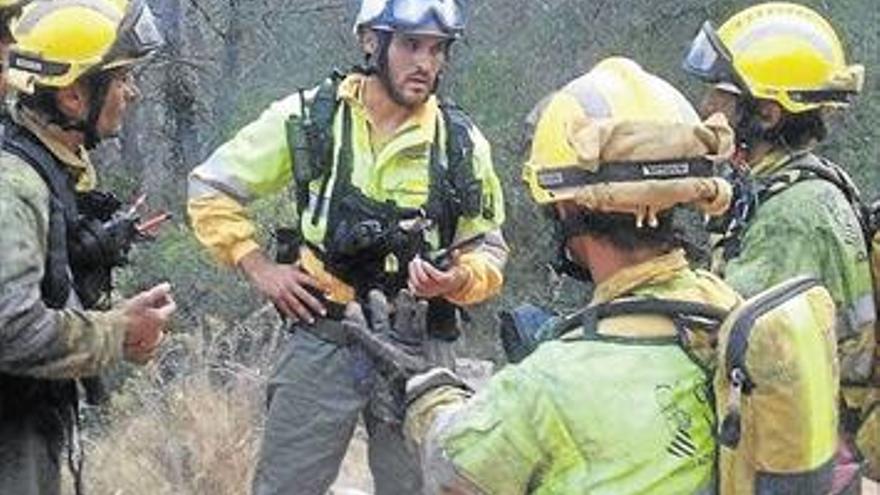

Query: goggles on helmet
(373, 0), (465, 37)
(102, 0), (163, 66)
(682, 21), (747, 94)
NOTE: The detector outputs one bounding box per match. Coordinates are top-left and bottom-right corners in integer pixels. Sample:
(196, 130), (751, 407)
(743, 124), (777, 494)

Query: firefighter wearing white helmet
(0, 1), (174, 493)
(187, 0), (507, 494)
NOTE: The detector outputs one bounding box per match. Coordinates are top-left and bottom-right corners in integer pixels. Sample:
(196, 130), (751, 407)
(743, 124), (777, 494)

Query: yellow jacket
(188, 73), (507, 305)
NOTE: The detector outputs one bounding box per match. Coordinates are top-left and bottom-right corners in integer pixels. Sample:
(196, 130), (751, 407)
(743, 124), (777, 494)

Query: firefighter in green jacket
(683, 3), (875, 489)
(346, 57), (742, 494)
(0, 1), (175, 493)
(187, 0), (507, 493)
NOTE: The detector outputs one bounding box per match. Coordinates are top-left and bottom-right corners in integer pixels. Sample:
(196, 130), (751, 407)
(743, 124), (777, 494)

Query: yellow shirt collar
(13, 107), (97, 191)
(749, 147), (812, 177)
(338, 73), (439, 145)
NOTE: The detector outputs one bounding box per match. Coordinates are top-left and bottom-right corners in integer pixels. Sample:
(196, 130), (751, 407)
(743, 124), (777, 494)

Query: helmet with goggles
(7, 0), (163, 93)
(353, 0), (467, 39)
(682, 2), (863, 114)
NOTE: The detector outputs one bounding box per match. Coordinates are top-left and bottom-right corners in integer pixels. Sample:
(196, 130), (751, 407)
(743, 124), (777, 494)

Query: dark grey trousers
(251, 326), (421, 495)
(0, 413), (62, 495)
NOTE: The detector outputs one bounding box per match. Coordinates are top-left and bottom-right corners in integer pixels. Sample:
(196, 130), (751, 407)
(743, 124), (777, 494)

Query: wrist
(237, 249), (271, 281)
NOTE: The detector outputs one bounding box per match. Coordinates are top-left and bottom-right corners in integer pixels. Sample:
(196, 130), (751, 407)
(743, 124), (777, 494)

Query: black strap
(1, 119), (78, 308)
(555, 298), (728, 340)
(0, 119), (83, 495)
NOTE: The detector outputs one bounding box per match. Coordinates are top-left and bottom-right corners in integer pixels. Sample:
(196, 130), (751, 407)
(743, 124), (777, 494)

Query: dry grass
(70, 306), (372, 495)
(76, 308), (277, 495)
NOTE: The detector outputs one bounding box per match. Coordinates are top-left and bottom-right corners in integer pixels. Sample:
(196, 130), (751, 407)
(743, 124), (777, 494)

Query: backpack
(285, 69), (485, 250)
(283, 69), (488, 339)
(513, 275), (838, 494)
(721, 153), (880, 479)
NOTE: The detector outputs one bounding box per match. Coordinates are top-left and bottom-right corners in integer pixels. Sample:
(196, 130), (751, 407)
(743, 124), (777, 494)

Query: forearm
(0, 287), (126, 379)
(445, 229), (508, 306)
(187, 192), (261, 267)
(405, 386), (485, 494)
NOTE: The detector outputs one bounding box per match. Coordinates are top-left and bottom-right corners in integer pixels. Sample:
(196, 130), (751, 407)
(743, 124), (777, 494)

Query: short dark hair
(564, 208), (679, 253)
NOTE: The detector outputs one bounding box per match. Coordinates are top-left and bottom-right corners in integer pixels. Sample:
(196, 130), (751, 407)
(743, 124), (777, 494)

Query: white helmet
(353, 0), (466, 39)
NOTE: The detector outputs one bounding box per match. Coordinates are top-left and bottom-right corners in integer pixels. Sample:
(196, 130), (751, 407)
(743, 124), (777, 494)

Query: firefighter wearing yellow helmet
(0, 0), (30, 96)
(0, 1), (174, 494)
(340, 57), (743, 494)
(684, 3), (877, 488)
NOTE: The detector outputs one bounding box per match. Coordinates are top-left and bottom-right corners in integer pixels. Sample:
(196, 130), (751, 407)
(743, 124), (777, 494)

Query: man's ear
(359, 29), (379, 58)
(54, 82), (89, 121)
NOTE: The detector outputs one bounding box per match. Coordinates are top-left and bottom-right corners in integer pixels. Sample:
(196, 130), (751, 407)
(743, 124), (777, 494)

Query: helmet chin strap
(548, 209), (594, 284)
(51, 71), (112, 150)
(82, 71), (113, 149)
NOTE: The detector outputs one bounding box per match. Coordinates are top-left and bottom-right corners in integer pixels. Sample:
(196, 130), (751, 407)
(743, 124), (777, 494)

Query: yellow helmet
(7, 0), (162, 92)
(683, 2), (863, 113)
(523, 57), (734, 226)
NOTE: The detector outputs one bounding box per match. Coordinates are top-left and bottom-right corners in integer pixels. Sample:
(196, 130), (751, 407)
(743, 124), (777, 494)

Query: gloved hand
(342, 289), (431, 381)
(405, 367), (472, 407)
(387, 289), (429, 354)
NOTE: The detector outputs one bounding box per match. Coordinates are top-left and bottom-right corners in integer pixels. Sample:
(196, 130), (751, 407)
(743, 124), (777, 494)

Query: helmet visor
(682, 22), (743, 89)
(389, 0), (465, 36)
(104, 0), (163, 65)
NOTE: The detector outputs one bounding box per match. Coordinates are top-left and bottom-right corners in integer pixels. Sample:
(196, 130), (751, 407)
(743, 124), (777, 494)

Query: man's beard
(377, 65), (432, 109)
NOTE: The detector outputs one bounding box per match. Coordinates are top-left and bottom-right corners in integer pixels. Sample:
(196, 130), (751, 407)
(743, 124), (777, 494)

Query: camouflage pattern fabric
(721, 151), (876, 384)
(0, 116), (126, 380)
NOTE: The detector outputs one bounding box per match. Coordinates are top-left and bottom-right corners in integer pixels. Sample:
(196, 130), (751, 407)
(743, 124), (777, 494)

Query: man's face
(698, 86), (739, 123)
(95, 67), (141, 138)
(382, 32), (448, 108)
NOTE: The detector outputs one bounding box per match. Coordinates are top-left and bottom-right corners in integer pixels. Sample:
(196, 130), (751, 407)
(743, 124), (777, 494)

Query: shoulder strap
(427, 99), (482, 246)
(764, 153), (871, 234)
(723, 276), (819, 394)
(1, 120), (77, 308)
(287, 70), (345, 216)
(555, 298), (728, 341)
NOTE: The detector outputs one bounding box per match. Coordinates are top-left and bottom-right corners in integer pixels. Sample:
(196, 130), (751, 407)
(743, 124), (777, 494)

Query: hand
(238, 250), (327, 323)
(407, 255), (468, 299)
(342, 290), (430, 379)
(121, 282), (176, 365)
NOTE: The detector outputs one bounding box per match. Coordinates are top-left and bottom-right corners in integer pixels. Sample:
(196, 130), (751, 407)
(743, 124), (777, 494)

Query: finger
(393, 289), (414, 331)
(368, 290), (391, 335)
(290, 283), (327, 317)
(153, 298), (177, 320)
(343, 301), (366, 327)
(408, 259), (434, 295)
(420, 261), (451, 282)
(281, 291), (316, 323)
(134, 282), (173, 307)
(274, 291), (306, 321)
(414, 299), (429, 339)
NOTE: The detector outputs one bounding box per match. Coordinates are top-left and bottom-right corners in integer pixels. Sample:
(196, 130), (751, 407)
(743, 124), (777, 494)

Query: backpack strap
(427, 99), (483, 246)
(286, 70), (345, 219)
(552, 298), (727, 351)
(1, 119), (77, 309)
(719, 152), (871, 261)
